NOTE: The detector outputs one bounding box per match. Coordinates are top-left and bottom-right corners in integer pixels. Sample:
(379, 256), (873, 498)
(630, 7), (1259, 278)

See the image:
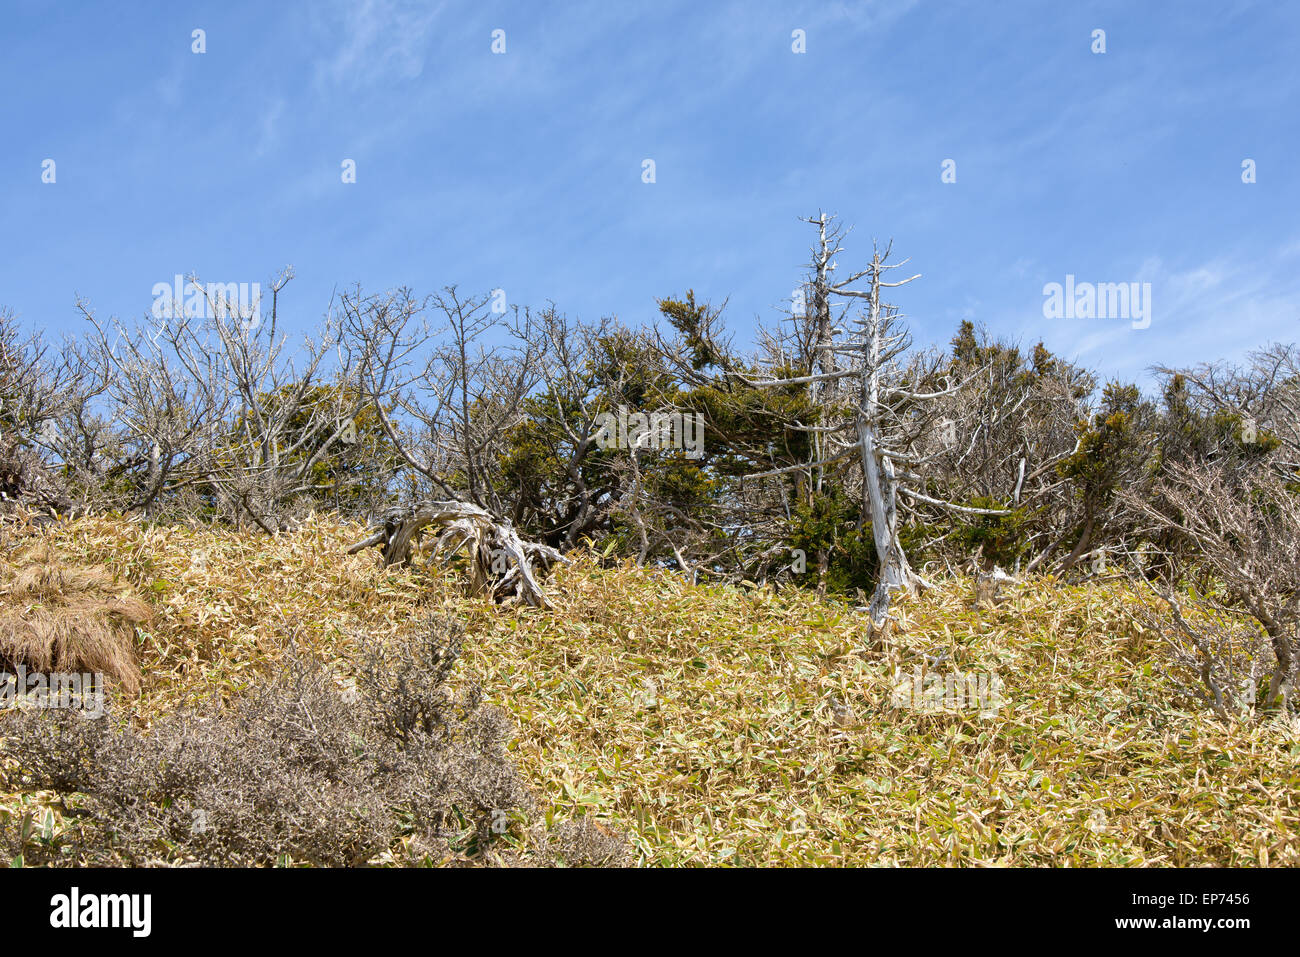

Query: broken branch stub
(348, 500), (567, 608)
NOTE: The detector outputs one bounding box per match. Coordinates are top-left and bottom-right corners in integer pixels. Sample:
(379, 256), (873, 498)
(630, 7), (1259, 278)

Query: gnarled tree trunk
(348, 500), (566, 608)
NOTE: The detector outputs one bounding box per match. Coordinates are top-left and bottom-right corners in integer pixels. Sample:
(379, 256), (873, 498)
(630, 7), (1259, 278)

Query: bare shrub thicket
(9, 279), (559, 533)
(0, 616), (626, 866)
(1126, 464), (1300, 714)
(76, 271), (397, 528)
(340, 284), (547, 511)
(0, 309), (80, 513)
(1129, 591), (1272, 720)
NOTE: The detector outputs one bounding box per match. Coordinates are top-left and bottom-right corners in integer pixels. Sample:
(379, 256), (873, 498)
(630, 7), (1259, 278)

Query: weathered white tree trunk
(857, 262), (917, 625)
(861, 421), (915, 624)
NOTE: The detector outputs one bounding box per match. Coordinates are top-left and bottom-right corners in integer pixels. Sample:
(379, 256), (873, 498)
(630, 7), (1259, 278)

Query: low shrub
(1, 614), (625, 866)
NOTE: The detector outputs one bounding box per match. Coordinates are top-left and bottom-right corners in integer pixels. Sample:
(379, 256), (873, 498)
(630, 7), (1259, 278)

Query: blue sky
(3, 0), (1297, 386)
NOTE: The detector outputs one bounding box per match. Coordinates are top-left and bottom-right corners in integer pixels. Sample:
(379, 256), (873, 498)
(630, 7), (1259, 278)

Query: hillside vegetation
(3, 512), (1297, 867)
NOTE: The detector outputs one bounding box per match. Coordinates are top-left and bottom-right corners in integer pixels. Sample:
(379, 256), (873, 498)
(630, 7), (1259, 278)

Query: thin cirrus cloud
(1021, 250), (1300, 385)
(310, 0), (445, 90)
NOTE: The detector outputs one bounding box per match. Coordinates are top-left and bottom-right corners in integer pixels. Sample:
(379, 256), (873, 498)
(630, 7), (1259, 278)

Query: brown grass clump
(0, 544), (149, 693)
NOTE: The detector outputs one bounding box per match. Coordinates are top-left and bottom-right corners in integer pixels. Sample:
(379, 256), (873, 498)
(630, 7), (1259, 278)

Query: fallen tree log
(347, 500), (567, 608)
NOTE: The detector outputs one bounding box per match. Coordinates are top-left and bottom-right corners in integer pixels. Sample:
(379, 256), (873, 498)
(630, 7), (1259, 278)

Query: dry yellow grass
(0, 543), (150, 693)
(2, 510), (1299, 866)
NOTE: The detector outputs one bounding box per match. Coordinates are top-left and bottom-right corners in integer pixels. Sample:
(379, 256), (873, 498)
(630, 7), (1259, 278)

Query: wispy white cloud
(1033, 249), (1300, 384)
(311, 0), (444, 90)
(254, 98), (286, 157)
(823, 0), (921, 30)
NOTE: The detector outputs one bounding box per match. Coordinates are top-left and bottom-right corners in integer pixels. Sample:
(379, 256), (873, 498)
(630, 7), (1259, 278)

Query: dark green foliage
(948, 498), (1036, 570)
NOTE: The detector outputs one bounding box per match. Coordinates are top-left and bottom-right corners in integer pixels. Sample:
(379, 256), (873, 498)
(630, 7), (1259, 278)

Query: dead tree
(739, 222), (1005, 626)
(347, 500), (566, 608)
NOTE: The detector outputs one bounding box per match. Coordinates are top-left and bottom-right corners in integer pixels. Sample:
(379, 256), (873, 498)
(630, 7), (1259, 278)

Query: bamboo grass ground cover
(3, 512), (1297, 866)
